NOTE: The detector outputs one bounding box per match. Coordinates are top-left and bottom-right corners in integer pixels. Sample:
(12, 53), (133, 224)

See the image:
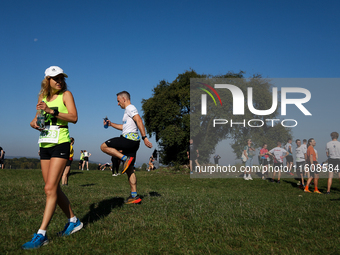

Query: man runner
(100, 91), (152, 204)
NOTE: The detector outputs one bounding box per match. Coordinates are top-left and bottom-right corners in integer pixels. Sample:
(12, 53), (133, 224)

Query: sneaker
(326, 191), (330, 194)
(22, 233), (49, 250)
(314, 190), (322, 194)
(243, 176), (249, 180)
(125, 195), (142, 204)
(277, 180), (281, 184)
(262, 176), (265, 180)
(122, 157), (134, 174)
(270, 179), (275, 183)
(57, 218), (83, 236)
(304, 188), (312, 193)
(248, 176), (253, 180)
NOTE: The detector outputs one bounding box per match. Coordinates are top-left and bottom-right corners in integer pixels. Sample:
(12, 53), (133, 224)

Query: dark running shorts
(105, 135), (140, 158)
(296, 161), (305, 174)
(286, 155), (293, 163)
(261, 158), (269, 165)
(40, 142), (70, 160)
(328, 158), (340, 172)
(66, 158), (73, 167)
(273, 162), (283, 172)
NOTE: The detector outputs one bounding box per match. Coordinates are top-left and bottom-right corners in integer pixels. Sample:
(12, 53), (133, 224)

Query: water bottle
(104, 116), (108, 129)
(37, 109), (45, 129)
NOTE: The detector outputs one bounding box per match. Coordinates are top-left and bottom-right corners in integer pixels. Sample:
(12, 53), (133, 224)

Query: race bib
(38, 125), (60, 144)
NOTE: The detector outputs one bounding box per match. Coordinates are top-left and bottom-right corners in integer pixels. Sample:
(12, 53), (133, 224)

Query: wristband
(142, 136), (147, 140)
(52, 109), (59, 117)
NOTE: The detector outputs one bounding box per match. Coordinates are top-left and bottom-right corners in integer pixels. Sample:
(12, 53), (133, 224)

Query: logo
(198, 82), (222, 115)
(197, 81), (312, 128)
(201, 84), (311, 116)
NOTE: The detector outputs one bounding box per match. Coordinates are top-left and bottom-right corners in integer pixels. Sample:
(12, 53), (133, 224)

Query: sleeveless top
(39, 92), (70, 148)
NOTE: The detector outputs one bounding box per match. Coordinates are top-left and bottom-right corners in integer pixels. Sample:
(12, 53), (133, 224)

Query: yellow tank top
(70, 144), (74, 158)
(39, 92), (70, 148)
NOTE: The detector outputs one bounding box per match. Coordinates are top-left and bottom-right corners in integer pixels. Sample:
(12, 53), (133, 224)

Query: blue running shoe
(22, 233), (49, 249)
(58, 218), (83, 236)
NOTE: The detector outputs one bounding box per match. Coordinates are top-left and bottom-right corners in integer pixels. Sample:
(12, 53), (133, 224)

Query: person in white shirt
(301, 139), (309, 178)
(295, 139), (306, 188)
(326, 132), (340, 194)
(100, 91), (152, 204)
(82, 150), (91, 170)
(268, 141), (289, 184)
(284, 138), (294, 176)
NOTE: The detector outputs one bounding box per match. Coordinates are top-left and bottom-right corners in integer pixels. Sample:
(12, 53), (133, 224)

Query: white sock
(37, 229), (46, 236)
(69, 216), (77, 223)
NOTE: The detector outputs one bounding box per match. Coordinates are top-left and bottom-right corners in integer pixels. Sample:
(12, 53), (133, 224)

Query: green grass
(1, 168), (340, 254)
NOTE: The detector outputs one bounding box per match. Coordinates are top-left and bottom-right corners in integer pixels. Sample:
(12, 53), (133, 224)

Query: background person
(214, 155), (221, 165)
(268, 141), (289, 184)
(326, 132), (340, 194)
(79, 150), (84, 170)
(0, 147), (4, 169)
(61, 137), (75, 186)
(82, 150), (91, 170)
(187, 139), (198, 174)
(295, 139), (306, 188)
(243, 139), (255, 180)
(148, 155), (155, 171)
(22, 66), (82, 250)
(111, 156), (121, 176)
(284, 138), (294, 176)
(304, 138), (321, 194)
(259, 143), (269, 180)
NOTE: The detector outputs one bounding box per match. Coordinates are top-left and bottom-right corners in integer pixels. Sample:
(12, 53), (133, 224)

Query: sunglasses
(51, 76), (65, 82)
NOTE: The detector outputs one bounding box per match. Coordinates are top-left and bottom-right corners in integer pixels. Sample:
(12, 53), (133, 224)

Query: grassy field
(1, 168), (340, 254)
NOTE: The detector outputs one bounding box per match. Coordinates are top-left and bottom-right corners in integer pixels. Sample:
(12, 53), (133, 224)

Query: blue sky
(0, 0), (339, 166)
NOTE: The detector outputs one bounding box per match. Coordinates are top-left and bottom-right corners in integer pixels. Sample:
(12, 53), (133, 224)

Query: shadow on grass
(149, 191), (161, 197)
(283, 179), (299, 188)
(69, 171), (84, 176)
(81, 197), (125, 227)
(80, 184), (95, 187)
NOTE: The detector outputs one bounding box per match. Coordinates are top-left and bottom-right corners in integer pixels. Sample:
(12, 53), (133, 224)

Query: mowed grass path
(1, 169), (340, 254)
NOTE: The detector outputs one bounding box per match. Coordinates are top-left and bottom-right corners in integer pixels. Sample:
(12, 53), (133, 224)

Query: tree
(142, 71), (292, 165)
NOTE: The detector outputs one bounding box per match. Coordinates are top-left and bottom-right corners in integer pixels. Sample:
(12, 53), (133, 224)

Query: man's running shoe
(125, 195), (142, 204)
(57, 218), (83, 236)
(277, 180), (281, 184)
(314, 190), (322, 194)
(22, 233), (49, 250)
(122, 157), (134, 174)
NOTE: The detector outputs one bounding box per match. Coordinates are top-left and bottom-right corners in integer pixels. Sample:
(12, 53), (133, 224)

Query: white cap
(44, 66), (68, 78)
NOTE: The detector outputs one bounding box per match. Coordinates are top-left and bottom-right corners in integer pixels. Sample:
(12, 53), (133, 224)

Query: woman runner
(22, 66), (83, 249)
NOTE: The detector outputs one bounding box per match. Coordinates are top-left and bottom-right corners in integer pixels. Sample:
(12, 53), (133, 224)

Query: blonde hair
(38, 76), (68, 98)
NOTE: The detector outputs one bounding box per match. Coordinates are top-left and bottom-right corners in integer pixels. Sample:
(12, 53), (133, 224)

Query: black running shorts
(40, 142), (70, 160)
(105, 135), (140, 158)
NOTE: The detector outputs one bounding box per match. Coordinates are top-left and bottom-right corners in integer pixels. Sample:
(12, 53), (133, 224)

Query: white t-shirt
(301, 144), (307, 154)
(295, 146), (305, 162)
(269, 147), (287, 163)
(84, 151), (89, 157)
(326, 140), (340, 159)
(122, 104), (139, 135)
(284, 143), (292, 155)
